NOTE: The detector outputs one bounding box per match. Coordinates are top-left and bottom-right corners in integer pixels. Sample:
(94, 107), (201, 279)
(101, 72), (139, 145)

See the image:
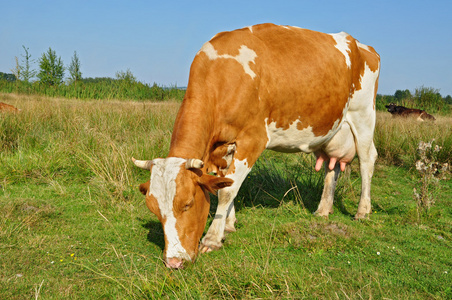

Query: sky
(1, 0), (451, 96)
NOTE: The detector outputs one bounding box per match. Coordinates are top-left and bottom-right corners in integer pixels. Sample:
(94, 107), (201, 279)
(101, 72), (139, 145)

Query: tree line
(1, 46), (451, 110)
(0, 46), (185, 101)
(376, 87), (451, 115)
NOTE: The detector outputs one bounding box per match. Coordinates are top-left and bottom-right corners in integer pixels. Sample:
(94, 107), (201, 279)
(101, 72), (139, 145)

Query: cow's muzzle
(165, 257), (185, 269)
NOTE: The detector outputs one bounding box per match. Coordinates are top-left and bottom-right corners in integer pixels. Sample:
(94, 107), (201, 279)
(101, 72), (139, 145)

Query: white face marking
(198, 42), (258, 79)
(330, 32), (351, 68)
(149, 157), (191, 261)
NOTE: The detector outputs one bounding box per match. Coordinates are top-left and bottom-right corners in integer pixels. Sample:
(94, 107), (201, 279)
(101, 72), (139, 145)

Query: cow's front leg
(224, 204), (237, 233)
(199, 158), (251, 253)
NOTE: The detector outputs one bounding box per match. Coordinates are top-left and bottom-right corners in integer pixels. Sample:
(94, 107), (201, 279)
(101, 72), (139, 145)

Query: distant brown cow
(385, 103), (435, 121)
(0, 102), (20, 112)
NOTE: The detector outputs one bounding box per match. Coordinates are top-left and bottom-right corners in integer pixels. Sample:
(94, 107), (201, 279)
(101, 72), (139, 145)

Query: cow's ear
(198, 174), (234, 194)
(139, 181), (150, 195)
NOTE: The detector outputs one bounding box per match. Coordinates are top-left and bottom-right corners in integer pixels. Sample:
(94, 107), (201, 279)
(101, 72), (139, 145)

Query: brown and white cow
(385, 103), (435, 121)
(133, 23), (380, 269)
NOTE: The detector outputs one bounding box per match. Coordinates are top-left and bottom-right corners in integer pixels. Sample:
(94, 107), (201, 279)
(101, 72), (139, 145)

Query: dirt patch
(279, 220), (354, 251)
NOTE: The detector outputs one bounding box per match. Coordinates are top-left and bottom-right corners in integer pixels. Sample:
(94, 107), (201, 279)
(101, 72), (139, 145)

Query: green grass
(1, 94), (451, 299)
(0, 79), (186, 101)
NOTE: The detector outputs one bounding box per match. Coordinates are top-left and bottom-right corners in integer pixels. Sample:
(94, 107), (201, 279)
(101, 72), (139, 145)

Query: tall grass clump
(374, 112), (452, 167)
(0, 94), (179, 203)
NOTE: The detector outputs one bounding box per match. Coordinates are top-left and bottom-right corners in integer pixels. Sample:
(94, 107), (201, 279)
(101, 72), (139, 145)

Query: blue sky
(1, 0), (451, 96)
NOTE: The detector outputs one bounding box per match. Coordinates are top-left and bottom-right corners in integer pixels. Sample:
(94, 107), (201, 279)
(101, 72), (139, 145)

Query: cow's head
(133, 157), (233, 269)
(385, 103), (397, 113)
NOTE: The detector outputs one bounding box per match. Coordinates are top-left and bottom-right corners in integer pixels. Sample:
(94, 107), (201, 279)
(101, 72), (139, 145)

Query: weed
(414, 139), (450, 221)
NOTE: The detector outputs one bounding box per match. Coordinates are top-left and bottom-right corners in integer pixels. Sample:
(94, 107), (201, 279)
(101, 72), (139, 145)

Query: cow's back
(173, 23), (379, 157)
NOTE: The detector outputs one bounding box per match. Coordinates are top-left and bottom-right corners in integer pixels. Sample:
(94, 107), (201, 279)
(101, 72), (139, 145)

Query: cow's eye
(183, 199), (194, 211)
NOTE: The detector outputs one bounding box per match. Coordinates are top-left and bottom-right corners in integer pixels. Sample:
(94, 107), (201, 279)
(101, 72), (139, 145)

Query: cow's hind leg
(347, 111), (378, 219)
(355, 140), (377, 219)
(314, 163), (341, 217)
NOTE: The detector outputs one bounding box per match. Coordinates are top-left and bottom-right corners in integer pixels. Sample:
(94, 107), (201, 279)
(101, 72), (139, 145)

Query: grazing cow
(133, 23), (380, 269)
(0, 102), (20, 112)
(385, 103), (435, 121)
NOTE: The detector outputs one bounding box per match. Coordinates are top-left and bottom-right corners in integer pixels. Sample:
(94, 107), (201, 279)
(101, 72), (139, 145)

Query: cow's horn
(186, 159), (204, 169)
(132, 157), (153, 170)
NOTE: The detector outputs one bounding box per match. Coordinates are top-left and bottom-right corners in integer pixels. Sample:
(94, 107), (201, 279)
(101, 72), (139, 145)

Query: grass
(1, 93), (451, 299)
(0, 78), (186, 101)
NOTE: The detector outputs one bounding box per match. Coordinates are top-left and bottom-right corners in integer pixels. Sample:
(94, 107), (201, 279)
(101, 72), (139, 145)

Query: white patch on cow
(356, 41), (371, 52)
(330, 32), (351, 68)
(247, 26), (253, 33)
(198, 42), (258, 79)
(348, 62), (380, 114)
(265, 120), (336, 153)
(148, 157), (192, 261)
(226, 158), (251, 192)
(265, 109), (349, 154)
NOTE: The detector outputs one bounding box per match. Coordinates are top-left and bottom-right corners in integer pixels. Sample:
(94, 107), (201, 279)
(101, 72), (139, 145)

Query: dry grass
(375, 111), (452, 166)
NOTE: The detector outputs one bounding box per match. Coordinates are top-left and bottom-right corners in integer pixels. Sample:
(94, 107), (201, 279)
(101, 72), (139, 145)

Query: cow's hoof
(224, 224), (236, 233)
(313, 209), (332, 218)
(199, 243), (221, 254)
(354, 212), (369, 220)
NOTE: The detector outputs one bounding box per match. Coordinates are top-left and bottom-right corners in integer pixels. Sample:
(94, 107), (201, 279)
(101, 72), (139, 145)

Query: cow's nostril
(166, 257), (184, 269)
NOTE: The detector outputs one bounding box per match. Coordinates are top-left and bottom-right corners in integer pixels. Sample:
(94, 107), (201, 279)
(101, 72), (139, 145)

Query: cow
(133, 23), (380, 269)
(385, 103), (435, 121)
(0, 102), (20, 112)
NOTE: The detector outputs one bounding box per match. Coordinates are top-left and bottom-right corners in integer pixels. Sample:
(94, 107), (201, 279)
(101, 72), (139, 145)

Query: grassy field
(1, 93), (451, 299)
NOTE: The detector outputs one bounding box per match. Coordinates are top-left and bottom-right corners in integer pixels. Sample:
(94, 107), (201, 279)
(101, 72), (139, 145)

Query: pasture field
(1, 93), (451, 299)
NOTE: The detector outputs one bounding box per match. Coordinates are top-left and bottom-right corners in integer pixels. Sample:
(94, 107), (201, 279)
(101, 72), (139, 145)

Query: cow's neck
(168, 95), (213, 160)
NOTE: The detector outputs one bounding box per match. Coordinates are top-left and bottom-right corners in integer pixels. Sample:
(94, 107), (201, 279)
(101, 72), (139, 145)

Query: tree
(444, 95), (452, 105)
(115, 69), (136, 84)
(394, 89), (411, 101)
(37, 47), (65, 86)
(68, 51), (82, 83)
(20, 45), (36, 82)
(413, 86), (450, 114)
(0, 72), (16, 81)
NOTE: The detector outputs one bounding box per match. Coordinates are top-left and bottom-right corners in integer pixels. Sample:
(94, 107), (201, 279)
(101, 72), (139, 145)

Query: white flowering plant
(413, 139), (450, 218)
